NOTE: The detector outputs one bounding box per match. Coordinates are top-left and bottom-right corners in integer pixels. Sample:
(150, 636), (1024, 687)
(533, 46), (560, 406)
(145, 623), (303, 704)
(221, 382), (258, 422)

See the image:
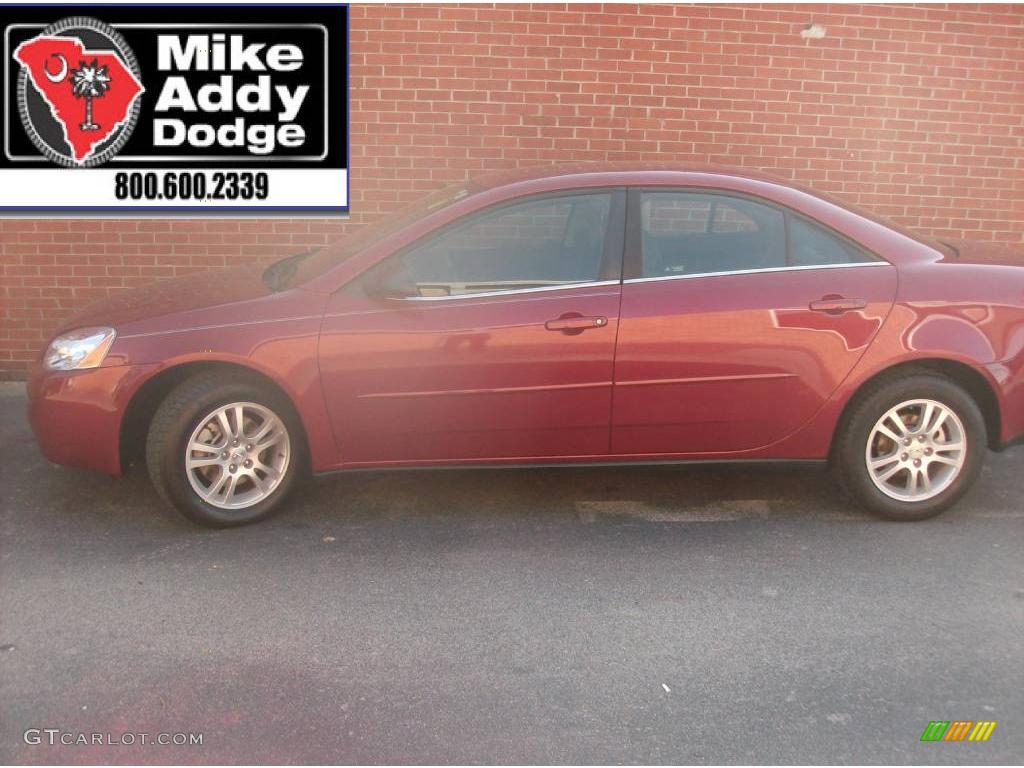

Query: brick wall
(2, 3), (1023, 378)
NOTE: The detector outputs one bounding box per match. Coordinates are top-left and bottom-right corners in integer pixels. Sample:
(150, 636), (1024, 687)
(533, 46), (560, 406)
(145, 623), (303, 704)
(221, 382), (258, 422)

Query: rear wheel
(146, 372), (304, 527)
(834, 372), (987, 521)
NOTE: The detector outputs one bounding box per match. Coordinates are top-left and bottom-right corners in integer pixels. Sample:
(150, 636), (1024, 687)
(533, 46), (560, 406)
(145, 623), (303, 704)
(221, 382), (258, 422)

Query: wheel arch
(830, 358), (1003, 458)
(119, 360), (310, 471)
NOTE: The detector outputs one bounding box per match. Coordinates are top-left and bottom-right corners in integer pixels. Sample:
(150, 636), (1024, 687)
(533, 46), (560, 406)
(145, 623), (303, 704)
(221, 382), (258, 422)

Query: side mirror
(364, 264), (419, 301)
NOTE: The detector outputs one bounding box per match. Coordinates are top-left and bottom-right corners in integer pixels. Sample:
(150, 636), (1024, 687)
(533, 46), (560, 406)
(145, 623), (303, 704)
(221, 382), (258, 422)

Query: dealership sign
(2, 5), (348, 214)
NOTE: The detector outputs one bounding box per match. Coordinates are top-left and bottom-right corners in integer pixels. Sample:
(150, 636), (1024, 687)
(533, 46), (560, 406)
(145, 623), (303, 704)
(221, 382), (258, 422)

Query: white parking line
(575, 499), (772, 523)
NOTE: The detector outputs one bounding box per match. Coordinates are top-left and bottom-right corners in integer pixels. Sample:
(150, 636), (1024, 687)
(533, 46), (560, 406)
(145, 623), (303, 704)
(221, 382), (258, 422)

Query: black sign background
(2, 4), (348, 169)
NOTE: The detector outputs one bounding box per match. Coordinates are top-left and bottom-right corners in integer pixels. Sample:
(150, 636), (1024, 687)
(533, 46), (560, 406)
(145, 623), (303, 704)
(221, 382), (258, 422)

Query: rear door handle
(809, 296), (867, 315)
(545, 314), (608, 334)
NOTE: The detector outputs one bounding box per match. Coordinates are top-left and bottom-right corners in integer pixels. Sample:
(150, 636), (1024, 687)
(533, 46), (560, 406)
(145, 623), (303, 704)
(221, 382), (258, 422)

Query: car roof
(465, 162), (796, 194)
(460, 163), (943, 257)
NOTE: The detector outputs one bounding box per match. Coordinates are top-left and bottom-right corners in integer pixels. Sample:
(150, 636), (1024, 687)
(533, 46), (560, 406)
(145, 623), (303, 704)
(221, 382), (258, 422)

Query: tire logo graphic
(13, 16), (144, 167)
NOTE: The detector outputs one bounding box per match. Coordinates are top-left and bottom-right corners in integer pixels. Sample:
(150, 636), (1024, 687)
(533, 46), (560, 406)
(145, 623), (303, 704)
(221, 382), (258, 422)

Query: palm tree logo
(69, 58), (110, 132)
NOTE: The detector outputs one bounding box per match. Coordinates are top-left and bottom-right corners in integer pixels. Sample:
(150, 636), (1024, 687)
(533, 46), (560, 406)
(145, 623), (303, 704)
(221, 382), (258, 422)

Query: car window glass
(788, 214), (876, 266)
(712, 204), (758, 233)
(388, 193), (613, 297)
(640, 192), (786, 277)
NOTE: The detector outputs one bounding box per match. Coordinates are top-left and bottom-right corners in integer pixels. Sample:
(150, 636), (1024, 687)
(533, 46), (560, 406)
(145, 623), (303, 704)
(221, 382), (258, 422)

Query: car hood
(942, 239), (1024, 267)
(57, 265), (273, 333)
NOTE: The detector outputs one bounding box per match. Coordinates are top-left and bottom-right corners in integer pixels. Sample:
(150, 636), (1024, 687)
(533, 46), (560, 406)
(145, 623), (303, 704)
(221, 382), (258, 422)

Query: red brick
(2, 1), (1023, 377)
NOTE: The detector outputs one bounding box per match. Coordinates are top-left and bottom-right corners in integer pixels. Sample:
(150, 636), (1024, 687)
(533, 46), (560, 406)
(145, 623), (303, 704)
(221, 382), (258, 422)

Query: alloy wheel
(184, 401), (291, 510)
(864, 398), (966, 503)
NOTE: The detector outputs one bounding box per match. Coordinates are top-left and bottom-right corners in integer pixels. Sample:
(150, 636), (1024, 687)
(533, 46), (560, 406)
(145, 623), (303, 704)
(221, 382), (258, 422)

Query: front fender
(107, 313), (337, 473)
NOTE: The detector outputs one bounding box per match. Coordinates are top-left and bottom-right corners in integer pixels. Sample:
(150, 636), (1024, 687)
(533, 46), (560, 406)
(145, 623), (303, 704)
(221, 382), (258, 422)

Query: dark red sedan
(27, 165), (1024, 526)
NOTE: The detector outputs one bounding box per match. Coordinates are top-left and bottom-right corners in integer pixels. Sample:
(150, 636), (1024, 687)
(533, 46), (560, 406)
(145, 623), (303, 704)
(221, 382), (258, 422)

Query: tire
(146, 371), (305, 527)
(833, 371), (987, 521)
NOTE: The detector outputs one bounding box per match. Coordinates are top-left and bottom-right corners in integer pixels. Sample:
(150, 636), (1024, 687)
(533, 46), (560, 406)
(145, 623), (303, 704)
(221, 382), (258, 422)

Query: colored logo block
(921, 721), (997, 742)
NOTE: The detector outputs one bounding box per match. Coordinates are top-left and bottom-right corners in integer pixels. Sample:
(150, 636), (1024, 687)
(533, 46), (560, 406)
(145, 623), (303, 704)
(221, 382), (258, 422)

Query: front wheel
(834, 372), (987, 521)
(146, 372), (304, 527)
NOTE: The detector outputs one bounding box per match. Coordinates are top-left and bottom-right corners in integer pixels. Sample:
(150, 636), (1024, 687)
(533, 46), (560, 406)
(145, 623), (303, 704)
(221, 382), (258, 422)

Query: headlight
(44, 327), (117, 371)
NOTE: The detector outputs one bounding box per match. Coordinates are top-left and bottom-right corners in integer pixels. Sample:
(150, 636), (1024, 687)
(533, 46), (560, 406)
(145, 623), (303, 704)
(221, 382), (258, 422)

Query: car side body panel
(317, 284), (622, 465)
(987, 356), (1024, 445)
(760, 288), (1024, 460)
(34, 286), (339, 475)
(24, 168), (1024, 477)
(611, 264), (898, 455)
(27, 363), (156, 475)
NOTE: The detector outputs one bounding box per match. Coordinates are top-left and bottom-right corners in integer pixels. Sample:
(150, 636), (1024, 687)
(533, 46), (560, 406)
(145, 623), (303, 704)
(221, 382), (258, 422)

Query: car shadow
(6, 379), (1018, 551)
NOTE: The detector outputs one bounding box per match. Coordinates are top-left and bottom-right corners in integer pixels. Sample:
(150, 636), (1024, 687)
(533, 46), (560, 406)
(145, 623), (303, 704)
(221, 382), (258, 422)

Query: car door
(611, 188), (897, 455)
(318, 189), (626, 465)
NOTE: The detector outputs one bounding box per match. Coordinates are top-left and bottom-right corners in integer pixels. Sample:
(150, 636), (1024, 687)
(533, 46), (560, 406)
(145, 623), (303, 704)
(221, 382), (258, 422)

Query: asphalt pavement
(1, 382), (1021, 764)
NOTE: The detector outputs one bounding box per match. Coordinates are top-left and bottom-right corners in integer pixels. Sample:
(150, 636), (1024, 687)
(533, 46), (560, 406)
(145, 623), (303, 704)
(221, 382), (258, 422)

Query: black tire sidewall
(149, 377), (305, 527)
(838, 374), (986, 521)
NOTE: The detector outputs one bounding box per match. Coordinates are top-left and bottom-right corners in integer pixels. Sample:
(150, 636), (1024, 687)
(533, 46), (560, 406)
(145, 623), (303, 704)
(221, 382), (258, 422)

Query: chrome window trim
(400, 279), (622, 301)
(624, 261), (890, 285)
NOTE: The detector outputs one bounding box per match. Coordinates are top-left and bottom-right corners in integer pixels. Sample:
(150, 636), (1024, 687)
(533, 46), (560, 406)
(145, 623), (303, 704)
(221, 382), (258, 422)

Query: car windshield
(275, 183), (473, 289)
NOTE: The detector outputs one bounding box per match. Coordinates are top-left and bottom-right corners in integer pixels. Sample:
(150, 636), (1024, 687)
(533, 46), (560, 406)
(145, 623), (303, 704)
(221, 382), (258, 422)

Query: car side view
(27, 165), (1024, 526)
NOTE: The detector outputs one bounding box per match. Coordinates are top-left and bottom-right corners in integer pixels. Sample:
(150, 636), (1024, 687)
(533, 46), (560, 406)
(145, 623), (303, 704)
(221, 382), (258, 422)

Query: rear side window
(788, 215), (877, 266)
(640, 192), (786, 277)
(638, 190), (878, 278)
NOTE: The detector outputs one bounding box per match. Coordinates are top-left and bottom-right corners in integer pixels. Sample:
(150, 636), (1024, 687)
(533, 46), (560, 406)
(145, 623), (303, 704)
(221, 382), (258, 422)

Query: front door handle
(809, 296), (867, 315)
(545, 313), (608, 335)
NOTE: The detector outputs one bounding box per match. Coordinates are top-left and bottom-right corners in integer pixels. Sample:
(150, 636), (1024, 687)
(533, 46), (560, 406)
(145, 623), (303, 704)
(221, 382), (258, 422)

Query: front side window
(640, 192), (787, 277)
(386, 192), (614, 297)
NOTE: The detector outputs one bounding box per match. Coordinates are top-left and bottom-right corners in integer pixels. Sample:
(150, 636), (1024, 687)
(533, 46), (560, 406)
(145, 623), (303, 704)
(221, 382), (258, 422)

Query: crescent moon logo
(43, 53), (68, 83)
